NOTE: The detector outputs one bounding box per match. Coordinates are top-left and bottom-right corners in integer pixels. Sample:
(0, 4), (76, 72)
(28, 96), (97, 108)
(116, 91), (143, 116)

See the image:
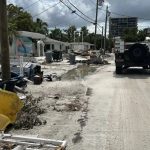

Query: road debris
(52, 96), (87, 112)
(13, 95), (46, 130)
(0, 133), (67, 150)
(72, 132), (82, 144)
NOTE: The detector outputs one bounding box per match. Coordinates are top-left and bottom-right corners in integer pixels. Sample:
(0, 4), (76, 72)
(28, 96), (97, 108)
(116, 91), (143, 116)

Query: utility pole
(0, 0), (11, 81)
(101, 26), (103, 50)
(80, 31), (83, 44)
(104, 5), (108, 54)
(94, 0), (99, 49)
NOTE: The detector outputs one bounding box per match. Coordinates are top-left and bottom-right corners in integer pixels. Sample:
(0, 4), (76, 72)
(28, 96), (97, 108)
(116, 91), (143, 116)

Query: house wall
(9, 35), (47, 57)
(9, 35), (34, 57)
(44, 42), (67, 52)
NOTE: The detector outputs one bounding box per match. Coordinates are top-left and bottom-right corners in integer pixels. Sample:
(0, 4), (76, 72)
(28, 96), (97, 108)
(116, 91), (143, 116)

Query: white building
(70, 42), (95, 51)
(44, 38), (69, 52)
(8, 31), (69, 57)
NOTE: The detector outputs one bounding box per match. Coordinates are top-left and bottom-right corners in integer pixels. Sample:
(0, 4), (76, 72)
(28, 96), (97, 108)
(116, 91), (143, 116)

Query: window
(45, 44), (50, 50)
(52, 44), (54, 50)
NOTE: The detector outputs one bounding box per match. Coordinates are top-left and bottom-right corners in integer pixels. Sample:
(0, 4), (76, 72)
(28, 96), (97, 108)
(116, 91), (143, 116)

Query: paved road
(79, 61), (150, 150)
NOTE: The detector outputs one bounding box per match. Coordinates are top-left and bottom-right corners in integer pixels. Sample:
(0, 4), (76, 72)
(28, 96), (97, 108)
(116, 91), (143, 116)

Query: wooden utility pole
(0, 0), (11, 81)
(94, 0), (99, 49)
(101, 26), (103, 50)
(104, 5), (108, 54)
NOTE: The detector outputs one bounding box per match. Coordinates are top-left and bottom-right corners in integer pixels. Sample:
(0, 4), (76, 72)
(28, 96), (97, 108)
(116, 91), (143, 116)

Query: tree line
(7, 3), (106, 49)
(7, 4), (148, 51)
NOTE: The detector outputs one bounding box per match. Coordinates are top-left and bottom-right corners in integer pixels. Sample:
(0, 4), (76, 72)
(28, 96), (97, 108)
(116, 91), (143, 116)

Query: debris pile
(65, 99), (82, 111)
(72, 50), (107, 64)
(0, 143), (14, 150)
(53, 95), (87, 112)
(14, 95), (46, 130)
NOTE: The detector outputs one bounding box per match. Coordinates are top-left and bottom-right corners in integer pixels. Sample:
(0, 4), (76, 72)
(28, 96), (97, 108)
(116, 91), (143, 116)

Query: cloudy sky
(7, 0), (150, 33)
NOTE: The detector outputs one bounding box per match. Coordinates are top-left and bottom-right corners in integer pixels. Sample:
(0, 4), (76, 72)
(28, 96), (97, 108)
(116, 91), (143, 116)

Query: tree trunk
(0, 0), (11, 81)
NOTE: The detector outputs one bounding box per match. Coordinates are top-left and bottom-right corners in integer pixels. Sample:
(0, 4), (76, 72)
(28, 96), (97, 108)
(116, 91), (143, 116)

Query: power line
(97, 26), (103, 32)
(32, 1), (60, 18)
(50, 7), (97, 28)
(39, 0), (47, 10)
(60, 0), (94, 24)
(24, 0), (40, 10)
(7, 0), (40, 10)
(66, 0), (95, 22)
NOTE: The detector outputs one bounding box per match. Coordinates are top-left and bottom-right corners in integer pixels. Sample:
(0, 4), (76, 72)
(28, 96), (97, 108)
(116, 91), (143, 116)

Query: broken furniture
(0, 73), (27, 92)
(11, 63), (43, 81)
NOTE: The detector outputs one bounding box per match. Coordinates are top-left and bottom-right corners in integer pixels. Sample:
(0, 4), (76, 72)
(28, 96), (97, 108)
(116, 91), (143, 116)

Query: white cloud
(7, 0), (150, 31)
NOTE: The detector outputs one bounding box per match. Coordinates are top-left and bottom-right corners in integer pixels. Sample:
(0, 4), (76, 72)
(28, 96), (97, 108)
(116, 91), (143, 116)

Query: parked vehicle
(115, 38), (150, 74)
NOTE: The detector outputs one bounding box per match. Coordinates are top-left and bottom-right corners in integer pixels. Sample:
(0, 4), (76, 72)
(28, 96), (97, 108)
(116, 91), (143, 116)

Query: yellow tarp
(0, 114), (10, 130)
(0, 90), (23, 130)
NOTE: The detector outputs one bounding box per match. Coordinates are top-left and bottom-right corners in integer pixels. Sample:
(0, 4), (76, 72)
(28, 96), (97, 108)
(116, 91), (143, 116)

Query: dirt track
(12, 56), (150, 150)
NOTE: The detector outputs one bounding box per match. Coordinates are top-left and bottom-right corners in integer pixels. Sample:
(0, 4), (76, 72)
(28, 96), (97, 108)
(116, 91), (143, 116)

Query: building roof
(17, 31), (68, 45)
(44, 37), (62, 44)
(17, 31), (46, 40)
(44, 37), (70, 45)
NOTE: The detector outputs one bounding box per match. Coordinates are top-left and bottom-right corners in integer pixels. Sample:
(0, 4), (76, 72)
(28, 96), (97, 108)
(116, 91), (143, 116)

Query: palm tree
(34, 18), (48, 35)
(7, 4), (24, 18)
(66, 25), (76, 42)
(7, 4), (34, 32)
(50, 28), (62, 40)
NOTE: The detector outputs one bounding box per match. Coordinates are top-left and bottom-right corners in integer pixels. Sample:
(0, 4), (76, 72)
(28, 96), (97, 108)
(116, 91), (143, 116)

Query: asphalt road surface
(79, 60), (150, 150)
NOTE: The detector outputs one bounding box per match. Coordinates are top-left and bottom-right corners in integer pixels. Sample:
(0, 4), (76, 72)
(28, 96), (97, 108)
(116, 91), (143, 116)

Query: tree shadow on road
(113, 68), (150, 79)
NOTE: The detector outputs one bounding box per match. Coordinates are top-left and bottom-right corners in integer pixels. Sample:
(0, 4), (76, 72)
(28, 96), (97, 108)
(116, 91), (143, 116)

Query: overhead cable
(32, 1), (60, 18)
(24, 0), (41, 10)
(60, 0), (94, 24)
(66, 0), (95, 22)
